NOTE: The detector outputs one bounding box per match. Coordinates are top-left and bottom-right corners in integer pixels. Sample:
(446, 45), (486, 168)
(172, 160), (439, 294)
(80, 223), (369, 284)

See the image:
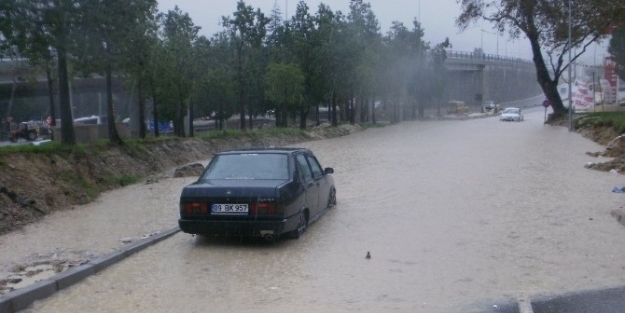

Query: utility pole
(568, 0), (573, 132)
(481, 29), (500, 55)
(480, 29), (484, 53)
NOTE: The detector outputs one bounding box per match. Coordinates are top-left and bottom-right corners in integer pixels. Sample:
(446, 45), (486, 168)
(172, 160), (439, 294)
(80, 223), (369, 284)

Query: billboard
(605, 56), (618, 103)
(571, 80), (594, 111)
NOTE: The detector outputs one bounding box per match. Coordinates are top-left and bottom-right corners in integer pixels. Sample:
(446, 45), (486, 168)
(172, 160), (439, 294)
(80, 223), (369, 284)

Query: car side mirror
(324, 167), (334, 175)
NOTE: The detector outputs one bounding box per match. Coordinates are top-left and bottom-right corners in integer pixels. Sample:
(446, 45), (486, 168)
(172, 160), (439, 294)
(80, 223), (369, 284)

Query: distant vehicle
(483, 100), (500, 112)
(500, 107), (524, 122)
(9, 122), (37, 142)
(74, 115), (108, 125)
(447, 100), (470, 115)
(178, 147), (337, 241)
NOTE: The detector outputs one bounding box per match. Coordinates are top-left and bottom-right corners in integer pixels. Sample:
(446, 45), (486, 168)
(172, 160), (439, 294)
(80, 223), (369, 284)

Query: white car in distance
(500, 107), (524, 122)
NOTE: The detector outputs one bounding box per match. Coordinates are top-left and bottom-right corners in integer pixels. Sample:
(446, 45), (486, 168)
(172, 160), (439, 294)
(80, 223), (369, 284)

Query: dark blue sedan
(178, 148), (336, 241)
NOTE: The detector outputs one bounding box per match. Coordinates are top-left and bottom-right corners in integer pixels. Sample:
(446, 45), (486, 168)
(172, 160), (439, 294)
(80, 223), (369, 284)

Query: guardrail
(498, 93), (545, 109)
(446, 50), (534, 65)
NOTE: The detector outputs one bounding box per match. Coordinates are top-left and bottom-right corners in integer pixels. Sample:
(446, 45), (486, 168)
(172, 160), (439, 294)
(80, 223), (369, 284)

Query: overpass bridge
(444, 50), (540, 108)
(0, 50), (541, 122)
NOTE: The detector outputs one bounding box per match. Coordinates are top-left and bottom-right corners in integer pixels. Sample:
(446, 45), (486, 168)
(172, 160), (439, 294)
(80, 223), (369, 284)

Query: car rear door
(295, 153), (319, 215)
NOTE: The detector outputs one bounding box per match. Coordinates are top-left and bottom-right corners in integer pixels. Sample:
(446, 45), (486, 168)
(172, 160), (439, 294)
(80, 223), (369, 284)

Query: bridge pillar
(481, 65), (488, 106)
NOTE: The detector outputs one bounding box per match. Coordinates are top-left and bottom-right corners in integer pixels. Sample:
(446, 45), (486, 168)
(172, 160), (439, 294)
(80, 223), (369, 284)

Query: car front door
(296, 154), (319, 216)
(306, 154), (328, 212)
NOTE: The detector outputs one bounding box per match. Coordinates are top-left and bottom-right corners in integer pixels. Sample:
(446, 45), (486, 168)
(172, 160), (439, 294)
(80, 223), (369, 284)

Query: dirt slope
(0, 125), (355, 235)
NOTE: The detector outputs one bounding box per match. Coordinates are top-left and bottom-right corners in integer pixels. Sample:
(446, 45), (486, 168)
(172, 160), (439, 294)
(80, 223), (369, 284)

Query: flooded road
(16, 108), (625, 313)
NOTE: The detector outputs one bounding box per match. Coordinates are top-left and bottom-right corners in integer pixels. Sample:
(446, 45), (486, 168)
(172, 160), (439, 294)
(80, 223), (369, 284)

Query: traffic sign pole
(542, 100), (551, 125)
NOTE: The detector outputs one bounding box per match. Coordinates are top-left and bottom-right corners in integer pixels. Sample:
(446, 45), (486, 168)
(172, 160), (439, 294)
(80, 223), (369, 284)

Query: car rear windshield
(201, 153), (289, 180)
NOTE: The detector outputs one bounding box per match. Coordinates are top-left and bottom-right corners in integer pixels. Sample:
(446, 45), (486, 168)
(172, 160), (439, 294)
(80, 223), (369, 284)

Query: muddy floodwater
(5, 107), (625, 313)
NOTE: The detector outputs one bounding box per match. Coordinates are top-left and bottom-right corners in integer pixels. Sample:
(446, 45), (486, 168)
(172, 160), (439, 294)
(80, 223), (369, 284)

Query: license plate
(211, 203), (249, 215)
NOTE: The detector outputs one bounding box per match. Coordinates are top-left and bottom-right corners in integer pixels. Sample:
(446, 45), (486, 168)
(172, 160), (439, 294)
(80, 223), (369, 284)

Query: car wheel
(327, 187), (337, 209)
(27, 131), (37, 141)
(291, 211), (308, 239)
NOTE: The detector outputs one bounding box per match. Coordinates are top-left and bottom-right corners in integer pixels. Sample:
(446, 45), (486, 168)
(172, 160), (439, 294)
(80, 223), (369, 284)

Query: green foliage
(0, 141), (64, 154)
(576, 112), (625, 134)
(113, 174), (140, 187)
(75, 178), (101, 200)
(265, 62), (305, 127)
(609, 27), (625, 79)
(55, 170), (100, 201)
(2, 0), (461, 134)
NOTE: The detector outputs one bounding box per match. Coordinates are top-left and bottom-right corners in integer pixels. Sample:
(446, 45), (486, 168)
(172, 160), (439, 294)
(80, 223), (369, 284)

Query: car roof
(217, 147), (312, 155)
(503, 107), (520, 110)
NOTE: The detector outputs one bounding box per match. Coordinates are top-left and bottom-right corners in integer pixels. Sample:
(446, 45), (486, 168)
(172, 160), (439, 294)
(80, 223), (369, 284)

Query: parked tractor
(9, 122), (38, 142)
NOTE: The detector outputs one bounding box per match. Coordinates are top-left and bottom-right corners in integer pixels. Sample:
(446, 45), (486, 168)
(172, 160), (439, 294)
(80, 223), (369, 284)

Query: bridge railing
(446, 50), (534, 65)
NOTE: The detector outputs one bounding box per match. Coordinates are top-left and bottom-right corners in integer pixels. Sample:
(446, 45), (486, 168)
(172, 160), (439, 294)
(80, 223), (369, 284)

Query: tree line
(0, 0), (451, 145)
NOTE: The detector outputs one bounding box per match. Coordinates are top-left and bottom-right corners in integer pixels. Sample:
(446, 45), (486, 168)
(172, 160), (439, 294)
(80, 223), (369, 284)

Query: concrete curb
(0, 226), (180, 313)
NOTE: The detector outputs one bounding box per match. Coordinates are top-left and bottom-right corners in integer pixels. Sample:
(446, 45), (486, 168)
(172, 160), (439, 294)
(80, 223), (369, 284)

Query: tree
(345, 0), (380, 124)
(457, 0), (625, 118)
(290, 1), (319, 129)
(0, 1), (59, 136)
(265, 63), (304, 128)
(416, 39), (451, 118)
(382, 20), (422, 122)
(223, 1), (269, 131)
(313, 4), (344, 127)
(609, 27), (625, 78)
(0, 0), (79, 145)
(78, 0), (153, 145)
(119, 0), (159, 139)
(160, 6), (199, 137)
(206, 31), (237, 131)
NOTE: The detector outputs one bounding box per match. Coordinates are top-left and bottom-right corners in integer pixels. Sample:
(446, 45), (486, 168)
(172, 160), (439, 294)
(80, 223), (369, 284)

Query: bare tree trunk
(150, 80), (160, 137)
(106, 55), (123, 145)
(188, 97), (194, 137)
(299, 110), (307, 130)
(527, 30), (566, 116)
(56, 28), (76, 145)
(45, 64), (56, 131)
(175, 93), (185, 138)
(315, 103), (320, 126)
(331, 89), (338, 127)
(372, 94), (377, 124)
(137, 78), (146, 139)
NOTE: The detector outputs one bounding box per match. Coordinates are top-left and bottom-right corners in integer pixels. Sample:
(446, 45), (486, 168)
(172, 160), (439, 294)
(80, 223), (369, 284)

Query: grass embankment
(575, 112), (625, 139)
(0, 125), (355, 234)
(0, 127), (316, 195)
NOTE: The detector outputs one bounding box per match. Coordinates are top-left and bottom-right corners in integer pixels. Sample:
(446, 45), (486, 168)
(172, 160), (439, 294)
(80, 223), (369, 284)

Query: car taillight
(182, 202), (208, 214)
(250, 202), (282, 215)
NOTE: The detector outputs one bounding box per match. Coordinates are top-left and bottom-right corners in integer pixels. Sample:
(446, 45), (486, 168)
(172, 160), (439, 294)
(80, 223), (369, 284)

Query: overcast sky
(156, 0), (608, 65)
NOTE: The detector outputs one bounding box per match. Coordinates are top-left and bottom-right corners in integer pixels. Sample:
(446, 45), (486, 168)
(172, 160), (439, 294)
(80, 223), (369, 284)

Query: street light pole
(568, 0), (573, 132)
(496, 34), (499, 56)
(481, 29), (500, 55)
(480, 30), (483, 52)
